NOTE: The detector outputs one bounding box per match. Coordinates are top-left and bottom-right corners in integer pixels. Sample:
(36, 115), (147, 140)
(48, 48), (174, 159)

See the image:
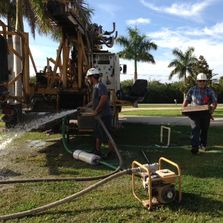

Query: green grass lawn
(121, 104), (223, 117)
(0, 123), (222, 222)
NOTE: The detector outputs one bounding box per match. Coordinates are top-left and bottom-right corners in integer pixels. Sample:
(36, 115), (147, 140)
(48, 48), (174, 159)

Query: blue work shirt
(185, 86), (217, 105)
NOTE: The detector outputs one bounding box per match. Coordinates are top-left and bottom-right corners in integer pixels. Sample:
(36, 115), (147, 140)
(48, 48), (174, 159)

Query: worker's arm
(77, 101), (93, 113)
(209, 89), (218, 113)
(182, 99), (189, 108)
(95, 95), (108, 115)
(210, 102), (217, 113)
(85, 101), (93, 108)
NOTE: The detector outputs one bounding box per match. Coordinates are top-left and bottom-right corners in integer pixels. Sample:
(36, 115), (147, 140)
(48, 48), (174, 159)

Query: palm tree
(0, 0), (16, 28)
(0, 0), (42, 37)
(116, 27), (157, 82)
(0, 0), (92, 38)
(168, 47), (197, 82)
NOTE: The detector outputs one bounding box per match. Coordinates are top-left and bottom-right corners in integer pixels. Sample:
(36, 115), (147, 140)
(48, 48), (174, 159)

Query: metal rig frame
(0, 0), (121, 127)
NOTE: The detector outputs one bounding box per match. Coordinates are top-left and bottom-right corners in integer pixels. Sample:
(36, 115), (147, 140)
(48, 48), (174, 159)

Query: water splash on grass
(0, 109), (76, 151)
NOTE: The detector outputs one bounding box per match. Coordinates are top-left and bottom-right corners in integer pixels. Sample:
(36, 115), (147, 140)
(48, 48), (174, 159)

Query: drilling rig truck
(0, 0), (124, 128)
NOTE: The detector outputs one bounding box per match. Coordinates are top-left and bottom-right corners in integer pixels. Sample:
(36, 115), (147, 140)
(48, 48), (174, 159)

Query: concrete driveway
(119, 115), (223, 126)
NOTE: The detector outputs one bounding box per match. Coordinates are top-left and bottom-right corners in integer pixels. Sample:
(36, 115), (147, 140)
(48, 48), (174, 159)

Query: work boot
(91, 148), (103, 157)
(200, 145), (207, 151)
(191, 147), (199, 155)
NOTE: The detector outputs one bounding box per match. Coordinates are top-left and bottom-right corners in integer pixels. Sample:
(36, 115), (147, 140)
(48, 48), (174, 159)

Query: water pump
(132, 157), (182, 210)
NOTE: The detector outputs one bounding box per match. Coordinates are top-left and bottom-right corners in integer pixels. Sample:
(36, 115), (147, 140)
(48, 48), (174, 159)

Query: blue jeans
(189, 114), (210, 148)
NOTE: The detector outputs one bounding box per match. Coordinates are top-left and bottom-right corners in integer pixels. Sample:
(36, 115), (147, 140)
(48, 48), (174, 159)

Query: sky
(27, 0), (223, 83)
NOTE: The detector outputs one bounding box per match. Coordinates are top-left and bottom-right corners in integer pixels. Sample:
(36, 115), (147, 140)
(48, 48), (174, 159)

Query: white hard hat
(86, 68), (100, 77)
(197, 73), (207, 81)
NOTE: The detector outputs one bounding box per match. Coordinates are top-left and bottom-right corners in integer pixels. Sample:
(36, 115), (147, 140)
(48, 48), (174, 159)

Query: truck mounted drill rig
(0, 0), (122, 128)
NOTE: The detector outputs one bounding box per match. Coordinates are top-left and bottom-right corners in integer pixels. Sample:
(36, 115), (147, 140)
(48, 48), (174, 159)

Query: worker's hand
(77, 106), (86, 112)
(209, 105), (215, 114)
(92, 110), (99, 116)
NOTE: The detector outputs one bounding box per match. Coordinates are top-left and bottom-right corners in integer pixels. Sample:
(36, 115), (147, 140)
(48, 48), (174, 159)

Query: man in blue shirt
(182, 73), (217, 154)
(86, 68), (114, 157)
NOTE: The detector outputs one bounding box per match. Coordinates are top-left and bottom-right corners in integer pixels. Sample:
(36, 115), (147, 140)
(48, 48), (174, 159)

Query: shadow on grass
(31, 192), (223, 220)
(169, 192), (223, 217)
(0, 168), (21, 179)
(37, 136), (115, 177)
(34, 123), (222, 179)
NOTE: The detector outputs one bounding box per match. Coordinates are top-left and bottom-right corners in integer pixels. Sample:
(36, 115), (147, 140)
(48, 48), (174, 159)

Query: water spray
(0, 109), (78, 151)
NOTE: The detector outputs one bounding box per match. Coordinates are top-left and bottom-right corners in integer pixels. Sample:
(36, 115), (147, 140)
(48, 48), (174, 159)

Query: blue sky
(28, 0), (223, 83)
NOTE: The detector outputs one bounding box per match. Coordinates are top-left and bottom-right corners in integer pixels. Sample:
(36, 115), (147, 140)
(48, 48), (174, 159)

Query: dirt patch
(0, 130), (62, 180)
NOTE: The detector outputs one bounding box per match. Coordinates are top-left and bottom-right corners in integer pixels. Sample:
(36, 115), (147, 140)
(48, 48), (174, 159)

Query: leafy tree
(193, 56), (212, 76)
(191, 55), (215, 85)
(183, 55), (215, 92)
(120, 79), (133, 95)
(0, 0), (16, 28)
(0, 0), (92, 38)
(116, 27), (157, 82)
(168, 47), (197, 82)
(0, 0), (41, 36)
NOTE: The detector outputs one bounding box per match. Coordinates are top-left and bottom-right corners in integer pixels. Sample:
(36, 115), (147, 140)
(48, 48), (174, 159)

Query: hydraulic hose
(61, 116), (74, 155)
(0, 168), (140, 221)
(62, 114), (123, 168)
(95, 115), (123, 168)
(62, 113), (123, 173)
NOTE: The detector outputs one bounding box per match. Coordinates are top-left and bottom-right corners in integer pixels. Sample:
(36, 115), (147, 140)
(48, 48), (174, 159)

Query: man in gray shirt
(86, 68), (114, 157)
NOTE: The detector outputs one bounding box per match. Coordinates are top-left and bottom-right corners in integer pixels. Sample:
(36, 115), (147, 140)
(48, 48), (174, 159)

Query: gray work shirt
(92, 82), (111, 117)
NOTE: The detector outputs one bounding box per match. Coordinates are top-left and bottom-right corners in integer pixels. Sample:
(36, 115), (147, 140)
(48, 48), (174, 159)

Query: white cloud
(140, 0), (215, 18)
(203, 22), (223, 36)
(126, 17), (151, 26)
(172, 22), (223, 37)
(148, 24), (223, 78)
(120, 21), (223, 82)
(149, 23), (223, 49)
(29, 44), (57, 73)
(120, 59), (176, 83)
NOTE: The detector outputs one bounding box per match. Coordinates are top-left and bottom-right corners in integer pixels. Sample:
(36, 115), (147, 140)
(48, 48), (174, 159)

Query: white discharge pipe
(160, 125), (171, 147)
(73, 150), (101, 165)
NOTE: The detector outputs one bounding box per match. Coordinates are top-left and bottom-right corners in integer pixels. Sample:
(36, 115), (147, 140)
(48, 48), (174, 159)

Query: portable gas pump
(132, 157), (182, 210)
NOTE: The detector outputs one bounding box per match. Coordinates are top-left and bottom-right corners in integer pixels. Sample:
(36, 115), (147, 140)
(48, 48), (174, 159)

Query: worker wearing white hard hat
(182, 73), (217, 154)
(196, 73), (207, 81)
(86, 67), (101, 78)
(85, 67), (115, 158)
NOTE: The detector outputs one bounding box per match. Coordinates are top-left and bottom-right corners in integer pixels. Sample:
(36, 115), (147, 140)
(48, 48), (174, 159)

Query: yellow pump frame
(132, 157), (182, 210)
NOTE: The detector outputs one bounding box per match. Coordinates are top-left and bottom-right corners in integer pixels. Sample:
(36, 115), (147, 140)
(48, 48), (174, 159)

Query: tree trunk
(183, 74), (187, 100)
(134, 59), (137, 83)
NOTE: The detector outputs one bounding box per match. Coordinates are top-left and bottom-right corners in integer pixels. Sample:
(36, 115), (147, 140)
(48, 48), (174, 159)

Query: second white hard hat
(197, 73), (207, 81)
(86, 68), (100, 77)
